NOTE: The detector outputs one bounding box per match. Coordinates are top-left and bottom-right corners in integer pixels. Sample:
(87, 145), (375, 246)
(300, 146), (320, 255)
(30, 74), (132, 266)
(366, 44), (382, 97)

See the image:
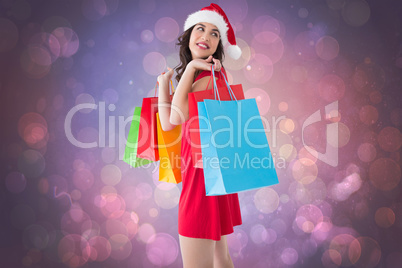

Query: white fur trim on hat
(184, 10), (229, 46)
(227, 44), (242, 60)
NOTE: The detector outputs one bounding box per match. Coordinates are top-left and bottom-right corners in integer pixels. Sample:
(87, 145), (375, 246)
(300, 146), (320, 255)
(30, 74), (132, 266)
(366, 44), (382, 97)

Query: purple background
(1, 0), (401, 267)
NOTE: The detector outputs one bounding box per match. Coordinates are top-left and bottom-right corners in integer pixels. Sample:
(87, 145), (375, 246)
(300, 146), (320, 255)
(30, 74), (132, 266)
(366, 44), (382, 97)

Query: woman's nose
(201, 33), (209, 41)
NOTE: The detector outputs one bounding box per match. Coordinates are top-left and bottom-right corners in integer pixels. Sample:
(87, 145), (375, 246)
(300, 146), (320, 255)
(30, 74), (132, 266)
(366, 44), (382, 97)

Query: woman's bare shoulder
(191, 76), (215, 93)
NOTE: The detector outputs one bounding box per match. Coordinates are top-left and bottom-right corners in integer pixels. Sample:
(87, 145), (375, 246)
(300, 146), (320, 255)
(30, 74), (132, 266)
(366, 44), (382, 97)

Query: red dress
(178, 69), (242, 241)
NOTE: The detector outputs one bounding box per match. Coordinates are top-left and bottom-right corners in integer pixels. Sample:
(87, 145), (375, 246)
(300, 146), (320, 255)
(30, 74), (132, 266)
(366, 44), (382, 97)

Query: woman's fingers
(163, 67), (174, 76)
(158, 67), (174, 84)
(167, 68), (174, 78)
(212, 58), (221, 71)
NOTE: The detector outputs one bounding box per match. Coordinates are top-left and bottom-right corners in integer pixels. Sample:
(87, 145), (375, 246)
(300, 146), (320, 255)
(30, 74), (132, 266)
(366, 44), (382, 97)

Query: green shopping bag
(123, 107), (154, 167)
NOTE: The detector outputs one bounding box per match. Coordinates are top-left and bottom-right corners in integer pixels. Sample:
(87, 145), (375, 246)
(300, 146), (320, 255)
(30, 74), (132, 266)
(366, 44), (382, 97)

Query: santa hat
(184, 3), (242, 60)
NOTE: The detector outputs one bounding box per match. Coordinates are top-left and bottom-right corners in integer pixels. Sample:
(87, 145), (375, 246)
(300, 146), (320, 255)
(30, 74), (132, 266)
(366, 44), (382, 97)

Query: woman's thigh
(179, 235), (216, 268)
(214, 235), (234, 268)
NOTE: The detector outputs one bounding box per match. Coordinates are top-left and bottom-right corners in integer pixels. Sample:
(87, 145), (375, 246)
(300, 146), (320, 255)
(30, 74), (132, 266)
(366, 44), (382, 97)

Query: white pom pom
(227, 45), (242, 60)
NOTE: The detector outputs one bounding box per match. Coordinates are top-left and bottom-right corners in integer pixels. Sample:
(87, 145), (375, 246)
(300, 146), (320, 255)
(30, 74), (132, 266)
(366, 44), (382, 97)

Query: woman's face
(189, 22), (220, 60)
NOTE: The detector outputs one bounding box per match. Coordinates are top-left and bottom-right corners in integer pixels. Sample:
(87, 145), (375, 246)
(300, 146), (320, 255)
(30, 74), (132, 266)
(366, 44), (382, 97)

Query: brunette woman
(157, 3), (242, 267)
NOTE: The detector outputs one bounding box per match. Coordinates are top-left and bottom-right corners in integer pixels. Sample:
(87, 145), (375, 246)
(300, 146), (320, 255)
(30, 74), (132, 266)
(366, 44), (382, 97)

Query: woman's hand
(157, 67), (174, 85)
(188, 55), (221, 72)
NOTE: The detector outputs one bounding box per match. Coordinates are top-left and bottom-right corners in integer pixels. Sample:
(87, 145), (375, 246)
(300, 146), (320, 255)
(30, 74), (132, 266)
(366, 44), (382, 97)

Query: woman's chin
(194, 54), (212, 61)
(192, 50), (211, 60)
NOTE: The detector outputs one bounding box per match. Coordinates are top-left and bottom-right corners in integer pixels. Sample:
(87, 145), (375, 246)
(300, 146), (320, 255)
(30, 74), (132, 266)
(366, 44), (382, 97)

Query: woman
(157, 3), (242, 267)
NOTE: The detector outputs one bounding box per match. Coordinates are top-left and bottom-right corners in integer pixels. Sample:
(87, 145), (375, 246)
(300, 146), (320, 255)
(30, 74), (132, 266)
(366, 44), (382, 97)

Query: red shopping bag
(137, 81), (175, 161)
(188, 69), (245, 168)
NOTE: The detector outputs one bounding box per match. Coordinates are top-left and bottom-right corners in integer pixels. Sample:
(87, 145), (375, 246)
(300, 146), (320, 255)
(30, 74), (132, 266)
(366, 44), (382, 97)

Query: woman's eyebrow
(196, 23), (220, 34)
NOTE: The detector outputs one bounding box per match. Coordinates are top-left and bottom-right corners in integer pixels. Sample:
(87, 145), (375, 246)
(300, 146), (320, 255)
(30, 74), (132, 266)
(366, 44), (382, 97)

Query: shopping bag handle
(210, 64), (237, 102)
(220, 69), (237, 101)
(211, 64), (221, 101)
(154, 79), (175, 97)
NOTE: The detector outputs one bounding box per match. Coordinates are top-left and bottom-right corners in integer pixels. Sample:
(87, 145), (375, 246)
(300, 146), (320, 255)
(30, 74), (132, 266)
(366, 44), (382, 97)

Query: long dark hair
(175, 25), (225, 83)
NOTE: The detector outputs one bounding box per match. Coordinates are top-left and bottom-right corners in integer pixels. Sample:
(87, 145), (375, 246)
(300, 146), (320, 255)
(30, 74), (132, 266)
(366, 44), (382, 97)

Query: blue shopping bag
(198, 68), (279, 196)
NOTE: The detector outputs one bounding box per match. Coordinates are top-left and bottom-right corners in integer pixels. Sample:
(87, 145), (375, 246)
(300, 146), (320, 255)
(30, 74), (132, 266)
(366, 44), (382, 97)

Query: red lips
(196, 42), (210, 49)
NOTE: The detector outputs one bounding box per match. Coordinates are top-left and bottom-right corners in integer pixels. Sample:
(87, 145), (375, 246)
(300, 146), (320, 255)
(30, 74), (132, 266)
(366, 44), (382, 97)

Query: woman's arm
(157, 56), (221, 130)
(170, 56), (221, 125)
(168, 63), (195, 126)
(157, 68), (175, 131)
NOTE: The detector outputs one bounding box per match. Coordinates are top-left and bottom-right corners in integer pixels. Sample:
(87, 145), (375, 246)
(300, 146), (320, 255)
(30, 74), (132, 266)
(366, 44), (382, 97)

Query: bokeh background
(1, 0), (401, 267)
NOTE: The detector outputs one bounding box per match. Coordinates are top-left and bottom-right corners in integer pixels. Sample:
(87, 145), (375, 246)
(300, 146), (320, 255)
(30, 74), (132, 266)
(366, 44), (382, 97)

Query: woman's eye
(197, 27), (204, 31)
